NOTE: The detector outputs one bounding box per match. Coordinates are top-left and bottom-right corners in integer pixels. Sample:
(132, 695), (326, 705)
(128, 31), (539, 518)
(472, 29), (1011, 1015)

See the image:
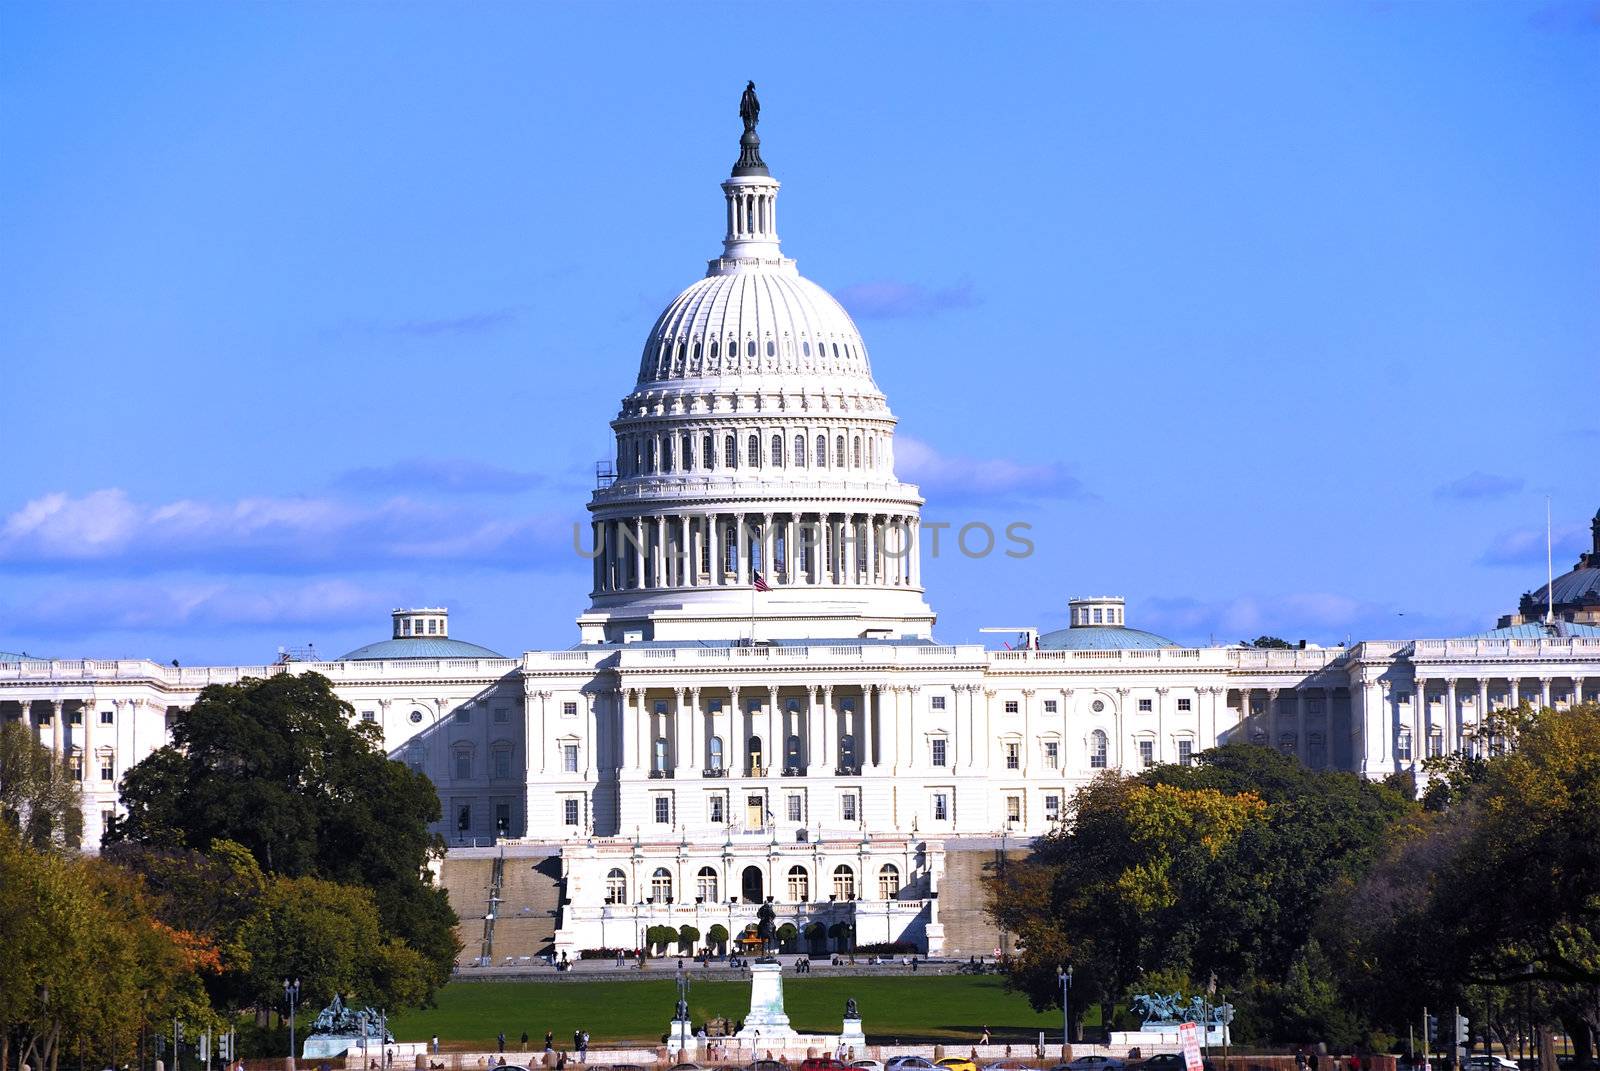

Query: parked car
(1465, 1058), (1519, 1071)
(887, 1058), (938, 1071)
(936, 1058), (980, 1071)
(984, 1062), (1034, 1071)
(852, 1062), (885, 1071)
(1057, 1058), (1128, 1071)
(801, 1060), (849, 1071)
(611, 1065), (647, 1071)
(747, 1062), (786, 1071)
(1136, 1055), (1188, 1071)
(669, 1063), (703, 1071)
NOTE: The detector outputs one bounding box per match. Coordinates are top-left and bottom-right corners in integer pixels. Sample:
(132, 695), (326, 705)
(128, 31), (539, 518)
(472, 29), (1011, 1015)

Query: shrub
(856, 940), (917, 955)
(678, 924), (701, 951)
(707, 923), (730, 945)
(578, 947), (638, 960)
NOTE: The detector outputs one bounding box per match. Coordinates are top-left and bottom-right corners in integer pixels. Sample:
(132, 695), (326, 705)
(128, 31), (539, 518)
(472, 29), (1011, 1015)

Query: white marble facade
(5, 95), (1599, 953)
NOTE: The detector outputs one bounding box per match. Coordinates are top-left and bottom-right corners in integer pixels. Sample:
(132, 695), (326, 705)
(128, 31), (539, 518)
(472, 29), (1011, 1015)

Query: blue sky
(2, 1), (1596, 664)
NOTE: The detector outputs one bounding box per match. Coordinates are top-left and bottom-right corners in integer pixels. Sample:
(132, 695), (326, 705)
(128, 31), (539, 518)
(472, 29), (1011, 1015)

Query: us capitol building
(5, 90), (1599, 962)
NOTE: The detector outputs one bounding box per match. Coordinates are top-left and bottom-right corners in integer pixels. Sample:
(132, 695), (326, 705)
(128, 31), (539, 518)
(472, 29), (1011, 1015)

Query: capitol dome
(338, 608), (505, 662)
(577, 86), (934, 646)
(636, 270), (874, 388)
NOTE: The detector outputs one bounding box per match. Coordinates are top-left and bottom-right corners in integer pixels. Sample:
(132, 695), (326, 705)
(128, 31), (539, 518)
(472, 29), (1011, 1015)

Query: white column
(686, 688), (702, 773)
(1445, 678), (1459, 755)
(1020, 689), (1034, 773)
(1413, 677), (1427, 764)
(763, 687), (777, 776)
(50, 701), (65, 762)
(1540, 677), (1552, 710)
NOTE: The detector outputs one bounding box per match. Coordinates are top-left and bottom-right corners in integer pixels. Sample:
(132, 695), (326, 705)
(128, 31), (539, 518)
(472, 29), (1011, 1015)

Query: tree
(1242, 636), (1295, 649)
(0, 825), (213, 1071)
(107, 673), (458, 1000)
(1333, 703), (1600, 1056)
(0, 721), (82, 850)
(707, 923), (730, 951)
(988, 744), (1413, 1044)
(645, 924), (677, 953)
(678, 924), (701, 954)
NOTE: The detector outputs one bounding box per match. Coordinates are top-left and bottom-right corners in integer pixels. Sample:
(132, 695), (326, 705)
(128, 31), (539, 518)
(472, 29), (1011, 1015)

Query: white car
(887, 1059), (937, 1071)
(1464, 1058), (1518, 1071)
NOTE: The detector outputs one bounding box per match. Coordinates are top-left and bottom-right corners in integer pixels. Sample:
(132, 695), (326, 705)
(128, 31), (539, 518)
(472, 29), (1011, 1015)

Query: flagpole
(1546, 496), (1554, 626)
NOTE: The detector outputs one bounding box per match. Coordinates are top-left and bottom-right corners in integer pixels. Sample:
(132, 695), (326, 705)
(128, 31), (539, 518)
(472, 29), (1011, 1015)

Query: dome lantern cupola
(716, 81), (783, 269)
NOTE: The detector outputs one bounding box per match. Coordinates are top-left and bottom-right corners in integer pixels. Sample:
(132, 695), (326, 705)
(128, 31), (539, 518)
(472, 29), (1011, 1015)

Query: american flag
(753, 571), (770, 592)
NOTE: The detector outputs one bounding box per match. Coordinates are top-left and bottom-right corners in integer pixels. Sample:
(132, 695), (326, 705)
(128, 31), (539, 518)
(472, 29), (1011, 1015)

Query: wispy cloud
(1479, 523), (1586, 566)
(8, 579), (384, 638)
(1434, 471), (1524, 501)
(333, 458), (544, 495)
(0, 489), (571, 573)
(896, 436), (1088, 502)
(1141, 591), (1397, 645)
(388, 307), (523, 337)
(834, 281), (978, 320)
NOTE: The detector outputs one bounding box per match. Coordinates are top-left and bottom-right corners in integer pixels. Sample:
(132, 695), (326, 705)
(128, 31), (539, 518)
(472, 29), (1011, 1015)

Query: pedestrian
(1296, 1051), (1308, 1071)
(556, 1052), (567, 1071)
(544, 1030), (554, 1052)
(1309, 1054), (1320, 1071)
(580, 1032), (589, 1062)
(521, 1033), (529, 1053)
(981, 1026), (991, 1045)
(431, 1036), (440, 1056)
(573, 1031), (581, 1052)
(498, 1032), (506, 1054)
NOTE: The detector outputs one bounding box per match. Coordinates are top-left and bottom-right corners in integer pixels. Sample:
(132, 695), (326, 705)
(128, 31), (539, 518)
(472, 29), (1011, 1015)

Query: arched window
(835, 435), (846, 467)
(794, 434), (805, 467)
(766, 340), (775, 357)
(815, 434), (827, 467)
(606, 868), (627, 905)
(748, 735), (763, 774)
(1279, 732), (1297, 754)
(709, 736), (724, 771)
(786, 734), (802, 769)
(832, 864), (855, 900)
(788, 865), (810, 902)
(651, 867), (673, 901)
(724, 435), (737, 468)
(653, 737), (669, 772)
(771, 434), (783, 467)
(703, 433), (714, 469)
(832, 342), (841, 358)
(852, 436), (862, 467)
(748, 434), (760, 467)
(692, 341), (702, 361)
(697, 866), (718, 902)
(682, 434), (694, 469)
(746, 339), (756, 358)
(1089, 729), (1108, 769)
(661, 438), (673, 472)
(725, 525), (738, 573)
(838, 734), (856, 770)
(802, 340), (811, 357)
(878, 864), (900, 899)
(709, 340), (719, 358)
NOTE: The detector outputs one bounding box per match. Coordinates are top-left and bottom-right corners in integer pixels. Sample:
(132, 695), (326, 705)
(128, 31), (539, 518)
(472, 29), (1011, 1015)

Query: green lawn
(391, 975), (1064, 1048)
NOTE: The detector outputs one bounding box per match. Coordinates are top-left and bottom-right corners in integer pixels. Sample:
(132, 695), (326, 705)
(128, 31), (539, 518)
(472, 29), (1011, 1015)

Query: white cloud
(1479, 523), (1586, 566)
(9, 578), (384, 636)
(896, 436), (1089, 502)
(0, 489), (570, 572)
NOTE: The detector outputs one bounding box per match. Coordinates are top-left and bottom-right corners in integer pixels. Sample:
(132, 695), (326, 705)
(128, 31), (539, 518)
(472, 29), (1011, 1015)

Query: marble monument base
(839, 1019), (866, 1051)
(1110, 1025), (1229, 1048)
(666, 1020), (695, 1057)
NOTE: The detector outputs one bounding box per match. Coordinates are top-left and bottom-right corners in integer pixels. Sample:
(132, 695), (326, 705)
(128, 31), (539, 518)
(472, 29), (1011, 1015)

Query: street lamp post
(282, 979), (301, 1064)
(1059, 965), (1073, 1049)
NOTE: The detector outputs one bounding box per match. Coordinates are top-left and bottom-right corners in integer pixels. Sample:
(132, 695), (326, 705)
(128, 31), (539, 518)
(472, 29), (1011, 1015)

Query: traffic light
(218, 1032), (232, 1062)
(199, 1031), (210, 1063)
(1456, 1015), (1470, 1043)
(1427, 1014), (1439, 1040)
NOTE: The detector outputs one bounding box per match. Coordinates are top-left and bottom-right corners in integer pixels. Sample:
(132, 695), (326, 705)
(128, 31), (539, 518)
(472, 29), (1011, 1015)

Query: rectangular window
(1044, 699), (1057, 713)
(1307, 698), (1323, 714)
(454, 708), (469, 723)
(654, 797), (670, 824)
(495, 802), (511, 833)
(1139, 740), (1154, 767)
(841, 794), (857, 821)
(1005, 742), (1019, 769)
(1397, 692), (1412, 705)
(1178, 740), (1194, 766)
(1428, 733), (1442, 758)
(100, 709), (113, 724)
(455, 752), (472, 780)
(493, 707), (509, 723)
(1044, 794), (1061, 820)
(563, 745), (579, 772)
(654, 699), (668, 714)
(1044, 741), (1059, 769)
(933, 792), (948, 821)
(931, 739), (947, 767)
(362, 710), (376, 722)
(101, 758), (115, 782)
(1004, 700), (1019, 714)
(69, 710), (82, 725)
(931, 695), (946, 711)
(1006, 795), (1022, 823)
(562, 701), (578, 717)
(1138, 698), (1153, 712)
(786, 795), (802, 822)
(1178, 698), (1192, 712)
(1093, 608), (1103, 623)
(101, 809), (115, 831)
(69, 756), (82, 781)
(1397, 733), (1412, 761)
(1251, 699), (1266, 715)
(710, 796), (725, 823)
(564, 798), (580, 826)
(457, 804), (471, 831)
(493, 750), (511, 779)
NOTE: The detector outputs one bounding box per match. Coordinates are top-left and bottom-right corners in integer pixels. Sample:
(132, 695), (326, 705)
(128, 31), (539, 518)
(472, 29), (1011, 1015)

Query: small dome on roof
(1037, 596), (1179, 651)
(338, 608), (506, 661)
